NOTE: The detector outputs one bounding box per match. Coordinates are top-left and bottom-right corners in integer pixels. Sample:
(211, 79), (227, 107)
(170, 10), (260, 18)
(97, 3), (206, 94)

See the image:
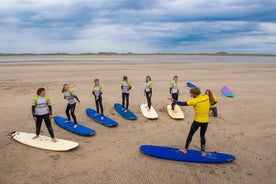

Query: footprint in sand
(49, 154), (61, 160)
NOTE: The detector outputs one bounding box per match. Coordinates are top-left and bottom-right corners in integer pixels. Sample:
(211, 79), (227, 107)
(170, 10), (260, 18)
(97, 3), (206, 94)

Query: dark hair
(146, 76), (151, 81)
(123, 76), (128, 80)
(94, 79), (99, 83)
(37, 88), (46, 95)
(173, 75), (178, 80)
(190, 87), (201, 96)
(62, 83), (68, 93)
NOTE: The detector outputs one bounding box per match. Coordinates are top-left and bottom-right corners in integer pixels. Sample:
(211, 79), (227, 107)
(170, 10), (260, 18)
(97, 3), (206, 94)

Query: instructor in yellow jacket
(168, 87), (210, 157)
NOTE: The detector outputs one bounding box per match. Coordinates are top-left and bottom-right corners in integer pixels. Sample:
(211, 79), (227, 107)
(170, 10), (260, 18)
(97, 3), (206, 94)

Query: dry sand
(0, 56), (275, 184)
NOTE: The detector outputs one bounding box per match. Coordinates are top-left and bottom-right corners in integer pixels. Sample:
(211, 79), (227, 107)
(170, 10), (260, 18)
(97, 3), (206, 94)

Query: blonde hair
(205, 89), (215, 104)
(190, 87), (201, 96)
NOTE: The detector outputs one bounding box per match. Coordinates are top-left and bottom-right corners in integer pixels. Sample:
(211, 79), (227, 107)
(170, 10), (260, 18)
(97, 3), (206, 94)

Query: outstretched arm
(168, 96), (188, 106)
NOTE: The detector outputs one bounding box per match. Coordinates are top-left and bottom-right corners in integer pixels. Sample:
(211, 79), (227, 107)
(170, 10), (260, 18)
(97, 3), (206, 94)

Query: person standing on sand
(62, 84), (80, 128)
(121, 76), (132, 112)
(144, 76), (153, 111)
(32, 88), (57, 142)
(169, 75), (179, 111)
(168, 87), (210, 157)
(205, 89), (218, 117)
(92, 79), (104, 120)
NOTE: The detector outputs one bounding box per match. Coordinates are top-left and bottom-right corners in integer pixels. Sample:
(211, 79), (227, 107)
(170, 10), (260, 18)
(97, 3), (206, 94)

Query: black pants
(171, 93), (178, 110)
(122, 93), (129, 109)
(95, 96), (104, 115)
(185, 121), (208, 151)
(210, 107), (218, 117)
(146, 92), (152, 109)
(65, 103), (77, 124)
(35, 114), (55, 138)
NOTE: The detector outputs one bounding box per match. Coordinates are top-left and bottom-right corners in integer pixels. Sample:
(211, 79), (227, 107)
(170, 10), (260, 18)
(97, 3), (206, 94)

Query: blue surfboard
(140, 145), (235, 164)
(186, 82), (197, 88)
(114, 103), (137, 120)
(86, 108), (118, 127)
(54, 116), (96, 136)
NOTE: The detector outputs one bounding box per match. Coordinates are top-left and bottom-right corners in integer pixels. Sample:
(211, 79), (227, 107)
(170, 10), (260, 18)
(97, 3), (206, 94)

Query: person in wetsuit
(32, 87), (56, 142)
(62, 84), (80, 128)
(205, 89), (218, 117)
(144, 76), (153, 111)
(168, 87), (210, 157)
(169, 75), (179, 111)
(92, 79), (104, 120)
(121, 76), (132, 112)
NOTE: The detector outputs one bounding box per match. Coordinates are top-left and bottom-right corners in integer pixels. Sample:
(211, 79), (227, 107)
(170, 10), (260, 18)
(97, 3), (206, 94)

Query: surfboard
(114, 103), (137, 120)
(86, 108), (118, 127)
(54, 116), (96, 136)
(11, 132), (79, 151)
(221, 86), (234, 97)
(140, 145), (236, 164)
(167, 104), (184, 119)
(140, 103), (158, 119)
(186, 82), (197, 88)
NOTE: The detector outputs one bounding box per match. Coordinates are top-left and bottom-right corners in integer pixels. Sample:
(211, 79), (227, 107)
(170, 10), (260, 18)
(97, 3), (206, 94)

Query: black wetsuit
(65, 96), (80, 124)
(93, 92), (104, 115)
(32, 106), (54, 138)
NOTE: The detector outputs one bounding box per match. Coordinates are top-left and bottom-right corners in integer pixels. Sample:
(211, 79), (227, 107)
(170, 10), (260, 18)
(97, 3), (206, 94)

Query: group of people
(31, 75), (218, 157)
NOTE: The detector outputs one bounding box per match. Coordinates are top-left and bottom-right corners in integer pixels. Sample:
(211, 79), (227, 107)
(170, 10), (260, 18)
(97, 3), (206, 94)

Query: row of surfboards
(10, 82), (235, 164)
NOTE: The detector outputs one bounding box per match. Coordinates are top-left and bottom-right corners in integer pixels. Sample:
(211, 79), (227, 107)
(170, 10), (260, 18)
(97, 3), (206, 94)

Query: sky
(0, 0), (275, 54)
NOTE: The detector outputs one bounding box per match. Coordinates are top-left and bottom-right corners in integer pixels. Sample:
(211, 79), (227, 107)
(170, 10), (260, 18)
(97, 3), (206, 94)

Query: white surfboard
(12, 132), (79, 151)
(167, 104), (184, 119)
(140, 103), (158, 119)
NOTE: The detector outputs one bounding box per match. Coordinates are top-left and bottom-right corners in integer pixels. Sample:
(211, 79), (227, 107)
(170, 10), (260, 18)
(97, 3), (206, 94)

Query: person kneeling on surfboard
(144, 76), (153, 111)
(121, 76), (132, 113)
(32, 88), (57, 142)
(62, 84), (81, 128)
(92, 79), (104, 120)
(205, 89), (218, 117)
(168, 87), (210, 157)
(169, 75), (179, 111)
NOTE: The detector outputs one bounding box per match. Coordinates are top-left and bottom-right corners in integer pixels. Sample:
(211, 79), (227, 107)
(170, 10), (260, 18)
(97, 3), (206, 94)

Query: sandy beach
(0, 55), (275, 184)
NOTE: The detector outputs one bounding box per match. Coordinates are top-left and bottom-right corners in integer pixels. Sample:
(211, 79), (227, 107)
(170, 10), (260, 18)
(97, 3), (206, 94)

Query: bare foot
(52, 138), (57, 143)
(179, 148), (187, 154)
(201, 151), (207, 157)
(32, 135), (39, 139)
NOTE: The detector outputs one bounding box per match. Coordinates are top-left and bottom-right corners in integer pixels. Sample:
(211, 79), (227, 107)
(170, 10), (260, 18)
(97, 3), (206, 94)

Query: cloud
(0, 0), (275, 54)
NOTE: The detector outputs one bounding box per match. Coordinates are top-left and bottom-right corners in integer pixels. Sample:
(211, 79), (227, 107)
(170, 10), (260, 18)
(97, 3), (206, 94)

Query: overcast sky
(0, 0), (275, 54)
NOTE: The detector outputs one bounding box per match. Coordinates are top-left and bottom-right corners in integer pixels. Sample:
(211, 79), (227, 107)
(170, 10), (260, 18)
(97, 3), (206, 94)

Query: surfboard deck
(12, 132), (79, 151)
(114, 103), (137, 120)
(140, 103), (158, 119)
(186, 82), (197, 88)
(221, 86), (234, 97)
(54, 116), (96, 136)
(86, 108), (118, 127)
(140, 145), (236, 164)
(167, 104), (184, 119)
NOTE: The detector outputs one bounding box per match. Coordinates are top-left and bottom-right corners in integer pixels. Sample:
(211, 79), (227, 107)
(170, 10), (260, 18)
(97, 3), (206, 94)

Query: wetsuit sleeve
(74, 95), (80, 102)
(48, 106), (52, 115)
(92, 91), (96, 97)
(174, 100), (188, 106)
(169, 88), (172, 94)
(32, 106), (36, 117)
(211, 101), (217, 105)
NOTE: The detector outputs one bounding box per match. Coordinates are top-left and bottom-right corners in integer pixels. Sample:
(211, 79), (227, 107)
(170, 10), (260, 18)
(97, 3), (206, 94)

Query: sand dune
(0, 56), (275, 184)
